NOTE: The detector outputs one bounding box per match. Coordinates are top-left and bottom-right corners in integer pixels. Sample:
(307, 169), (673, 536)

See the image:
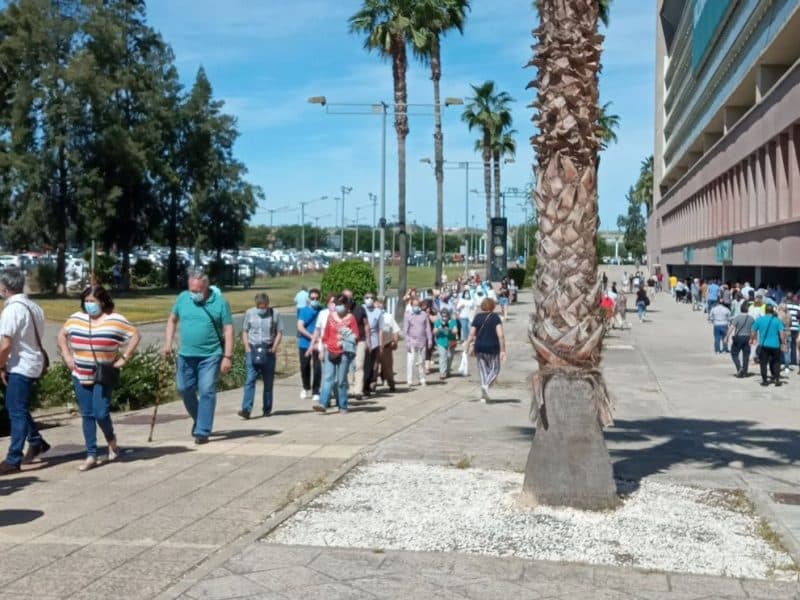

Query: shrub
(131, 258), (165, 288)
(34, 362), (77, 410)
(85, 253), (117, 286)
(525, 256), (538, 287)
(218, 339), (248, 391)
(34, 264), (59, 295)
(114, 345), (177, 411)
(507, 267), (526, 290)
(320, 260), (377, 303)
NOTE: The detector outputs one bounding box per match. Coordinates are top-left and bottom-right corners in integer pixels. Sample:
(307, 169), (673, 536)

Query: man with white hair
(163, 270), (233, 444)
(0, 268), (49, 474)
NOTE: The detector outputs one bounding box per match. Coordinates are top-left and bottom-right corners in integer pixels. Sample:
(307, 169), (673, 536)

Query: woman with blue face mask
(58, 285), (141, 471)
(313, 294), (359, 413)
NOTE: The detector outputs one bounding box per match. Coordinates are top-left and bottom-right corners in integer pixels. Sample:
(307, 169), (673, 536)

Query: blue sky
(147, 0), (655, 232)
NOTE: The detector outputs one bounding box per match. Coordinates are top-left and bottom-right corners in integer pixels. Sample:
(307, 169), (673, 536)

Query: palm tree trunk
(431, 37), (445, 287)
(523, 0), (617, 510)
(482, 131), (492, 279)
(392, 35), (410, 319)
(493, 148), (502, 218)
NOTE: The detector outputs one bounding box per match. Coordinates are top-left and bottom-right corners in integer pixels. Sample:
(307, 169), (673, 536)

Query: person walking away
(296, 289), (322, 404)
(433, 308), (458, 379)
(750, 304), (786, 387)
(709, 301), (731, 354)
(778, 302), (793, 373)
(163, 270), (234, 444)
(669, 273), (678, 295)
(498, 281), (510, 319)
(404, 298), (432, 387)
(59, 285), (140, 470)
(363, 293), (384, 396)
(342, 289), (370, 400)
(312, 294), (358, 413)
(726, 301), (754, 377)
(613, 291), (629, 330)
(0, 269), (51, 474)
(786, 294), (800, 370)
(467, 298), (506, 402)
(375, 297), (399, 391)
(238, 293), (283, 419)
(635, 286), (650, 322)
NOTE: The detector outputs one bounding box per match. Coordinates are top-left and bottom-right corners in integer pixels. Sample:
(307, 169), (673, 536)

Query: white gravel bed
(269, 462), (795, 580)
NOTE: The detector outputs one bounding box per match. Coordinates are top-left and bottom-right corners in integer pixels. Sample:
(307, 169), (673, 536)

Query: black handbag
(251, 343), (270, 366)
(89, 318), (121, 389)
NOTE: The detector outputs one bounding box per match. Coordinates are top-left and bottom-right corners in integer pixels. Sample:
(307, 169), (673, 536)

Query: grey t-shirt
(729, 313), (754, 337)
(709, 304), (731, 326)
(243, 307), (283, 346)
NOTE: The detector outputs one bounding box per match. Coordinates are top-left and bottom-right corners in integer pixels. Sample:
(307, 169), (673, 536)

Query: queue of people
(0, 267), (512, 475)
(669, 276), (798, 387)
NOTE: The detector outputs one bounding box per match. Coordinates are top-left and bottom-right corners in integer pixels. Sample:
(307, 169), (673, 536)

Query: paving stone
(224, 544), (321, 574)
(104, 514), (195, 543)
(593, 566), (670, 592)
(184, 574), (267, 600)
(245, 565), (337, 592)
(739, 578), (800, 599)
(307, 549), (386, 581)
(289, 582), (377, 600)
(69, 576), (169, 600)
(166, 517), (250, 547)
(667, 573), (747, 597)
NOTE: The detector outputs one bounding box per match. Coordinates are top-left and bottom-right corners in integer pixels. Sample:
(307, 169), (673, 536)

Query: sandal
(79, 456), (97, 472)
(107, 439), (120, 462)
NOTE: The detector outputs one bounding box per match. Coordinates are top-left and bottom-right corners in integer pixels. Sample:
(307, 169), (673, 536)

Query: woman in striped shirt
(58, 286), (141, 471)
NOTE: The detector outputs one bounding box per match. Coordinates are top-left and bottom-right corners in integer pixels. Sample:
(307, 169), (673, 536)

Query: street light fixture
(340, 186), (352, 257)
(299, 196), (327, 254)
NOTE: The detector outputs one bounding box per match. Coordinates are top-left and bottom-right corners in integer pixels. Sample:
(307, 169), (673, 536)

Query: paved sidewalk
(3, 288), (800, 599)
(0, 368), (466, 598)
(173, 290), (800, 600)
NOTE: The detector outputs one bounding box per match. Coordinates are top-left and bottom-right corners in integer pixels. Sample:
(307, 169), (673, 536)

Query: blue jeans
(713, 324), (729, 353)
(5, 373), (44, 466)
(73, 377), (115, 458)
(637, 301), (647, 320)
(319, 351), (354, 410)
(241, 351), (276, 415)
(459, 318), (470, 342)
(791, 331), (798, 366)
(177, 355), (221, 438)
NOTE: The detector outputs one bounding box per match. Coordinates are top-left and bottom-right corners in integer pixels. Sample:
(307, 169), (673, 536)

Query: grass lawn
(33, 264), (473, 324)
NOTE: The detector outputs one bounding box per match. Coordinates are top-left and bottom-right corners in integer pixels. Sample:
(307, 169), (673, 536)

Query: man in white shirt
(0, 268), (50, 474)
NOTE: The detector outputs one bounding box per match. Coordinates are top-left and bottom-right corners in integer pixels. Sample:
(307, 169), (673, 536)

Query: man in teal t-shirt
(751, 304), (786, 387)
(163, 270), (234, 443)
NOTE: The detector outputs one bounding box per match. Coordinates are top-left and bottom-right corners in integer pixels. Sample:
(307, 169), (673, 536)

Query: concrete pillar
(702, 132), (723, 153)
(755, 266), (763, 287)
(723, 106), (749, 134)
(756, 65), (788, 102)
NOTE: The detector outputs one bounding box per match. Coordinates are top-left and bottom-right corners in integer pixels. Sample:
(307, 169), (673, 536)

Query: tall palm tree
(522, 0), (618, 510)
(597, 101), (620, 151)
(491, 129), (516, 219)
(412, 0), (470, 287)
(350, 0), (418, 315)
(462, 81), (513, 276)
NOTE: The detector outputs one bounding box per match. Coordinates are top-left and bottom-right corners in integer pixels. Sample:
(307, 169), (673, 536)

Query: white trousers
(406, 346), (426, 385)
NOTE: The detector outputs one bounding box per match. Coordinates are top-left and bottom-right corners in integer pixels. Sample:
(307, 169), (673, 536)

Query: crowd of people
(0, 268), (514, 475)
(669, 276), (797, 387)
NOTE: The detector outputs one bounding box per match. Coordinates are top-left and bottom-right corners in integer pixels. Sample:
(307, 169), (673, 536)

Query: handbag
(251, 343), (270, 366)
(8, 301), (49, 378)
(89, 318), (121, 388)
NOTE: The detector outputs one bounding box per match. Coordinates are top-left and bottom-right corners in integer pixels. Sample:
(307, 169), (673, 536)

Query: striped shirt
(64, 312), (136, 383)
(787, 303), (800, 332)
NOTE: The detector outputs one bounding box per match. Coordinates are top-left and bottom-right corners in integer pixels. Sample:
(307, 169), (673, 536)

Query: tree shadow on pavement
(606, 417), (800, 490)
(0, 509), (43, 527)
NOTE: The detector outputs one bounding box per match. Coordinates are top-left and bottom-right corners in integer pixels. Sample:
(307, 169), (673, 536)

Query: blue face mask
(412, 306), (422, 314)
(335, 305), (347, 316)
(190, 291), (205, 304)
(258, 308), (270, 318)
(310, 300), (321, 309)
(85, 302), (102, 317)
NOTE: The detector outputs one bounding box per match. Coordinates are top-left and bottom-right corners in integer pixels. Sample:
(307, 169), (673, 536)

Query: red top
(322, 313), (358, 355)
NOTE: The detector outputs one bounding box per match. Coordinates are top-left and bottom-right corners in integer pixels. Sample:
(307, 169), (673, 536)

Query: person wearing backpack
(0, 268), (51, 475)
(238, 293), (283, 419)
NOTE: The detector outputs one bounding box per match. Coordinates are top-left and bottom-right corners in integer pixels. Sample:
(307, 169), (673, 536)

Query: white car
(0, 255), (20, 269)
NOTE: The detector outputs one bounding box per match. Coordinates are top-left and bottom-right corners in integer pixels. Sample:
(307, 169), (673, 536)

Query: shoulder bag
(89, 317), (121, 388)
(250, 308), (279, 367)
(8, 301), (49, 378)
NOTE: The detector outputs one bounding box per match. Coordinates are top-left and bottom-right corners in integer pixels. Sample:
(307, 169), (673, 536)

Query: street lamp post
(310, 213), (331, 250)
(300, 196), (327, 254)
(369, 192), (377, 265)
(340, 185), (352, 257)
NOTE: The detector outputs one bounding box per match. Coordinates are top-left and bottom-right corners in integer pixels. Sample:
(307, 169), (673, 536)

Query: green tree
(350, 0), (420, 315)
(0, 0), (85, 292)
(411, 0), (470, 286)
(491, 130), (516, 218)
(633, 155), (654, 216)
(617, 186), (646, 259)
(597, 101), (620, 151)
(462, 81), (513, 276)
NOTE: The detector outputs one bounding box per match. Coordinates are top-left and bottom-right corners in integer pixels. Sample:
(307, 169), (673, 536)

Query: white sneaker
(300, 389), (309, 400)
(312, 394), (320, 403)
(420, 379), (427, 387)
(480, 385), (490, 402)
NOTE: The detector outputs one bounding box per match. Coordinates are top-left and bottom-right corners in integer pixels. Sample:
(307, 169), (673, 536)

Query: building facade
(649, 0), (800, 287)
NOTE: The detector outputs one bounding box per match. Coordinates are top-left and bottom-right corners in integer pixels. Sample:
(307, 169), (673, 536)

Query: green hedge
(320, 260), (377, 303)
(507, 267), (526, 289)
